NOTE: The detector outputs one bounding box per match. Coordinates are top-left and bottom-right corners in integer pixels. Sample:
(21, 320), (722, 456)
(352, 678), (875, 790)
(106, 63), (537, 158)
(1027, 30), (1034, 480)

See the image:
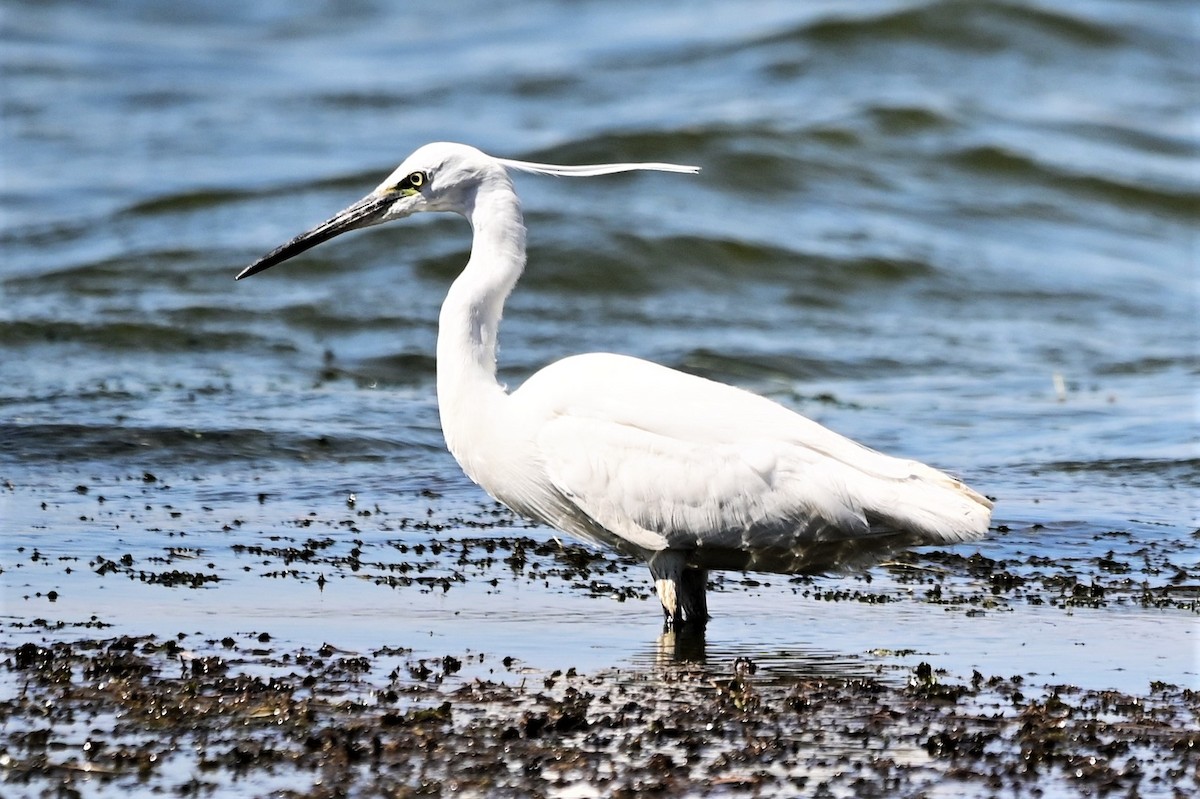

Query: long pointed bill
(235, 192), (396, 280)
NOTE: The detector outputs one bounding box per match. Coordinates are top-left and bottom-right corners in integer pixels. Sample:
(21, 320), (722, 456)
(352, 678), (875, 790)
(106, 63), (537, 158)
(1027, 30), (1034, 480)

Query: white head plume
(495, 156), (700, 178)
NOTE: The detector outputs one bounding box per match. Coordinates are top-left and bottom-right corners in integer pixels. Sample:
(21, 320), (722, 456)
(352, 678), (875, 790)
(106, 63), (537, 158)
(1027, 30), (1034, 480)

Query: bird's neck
(436, 178), (525, 470)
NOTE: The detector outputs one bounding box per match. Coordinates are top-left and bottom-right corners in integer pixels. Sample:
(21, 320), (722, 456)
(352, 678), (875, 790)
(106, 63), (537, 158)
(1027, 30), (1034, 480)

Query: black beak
(235, 192), (396, 280)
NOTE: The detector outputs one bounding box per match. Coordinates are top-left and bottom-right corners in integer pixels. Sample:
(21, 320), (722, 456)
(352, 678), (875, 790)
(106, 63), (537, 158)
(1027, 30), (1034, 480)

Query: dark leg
(677, 566), (709, 627)
(648, 551), (709, 629)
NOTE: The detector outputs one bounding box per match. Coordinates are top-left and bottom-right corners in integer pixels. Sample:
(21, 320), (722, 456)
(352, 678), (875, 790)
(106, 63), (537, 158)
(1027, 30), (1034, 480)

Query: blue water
(2, 0), (1197, 707)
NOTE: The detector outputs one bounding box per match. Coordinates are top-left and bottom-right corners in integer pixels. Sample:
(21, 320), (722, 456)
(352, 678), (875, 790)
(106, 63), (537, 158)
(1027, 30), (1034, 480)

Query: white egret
(237, 142), (992, 627)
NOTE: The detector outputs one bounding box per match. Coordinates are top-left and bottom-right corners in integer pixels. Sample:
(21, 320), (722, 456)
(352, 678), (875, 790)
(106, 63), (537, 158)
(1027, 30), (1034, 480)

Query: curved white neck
(435, 175), (525, 472)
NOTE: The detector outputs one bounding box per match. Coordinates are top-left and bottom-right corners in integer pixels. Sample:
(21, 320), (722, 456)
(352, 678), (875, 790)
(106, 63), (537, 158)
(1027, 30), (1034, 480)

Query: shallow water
(2, 0), (1198, 765)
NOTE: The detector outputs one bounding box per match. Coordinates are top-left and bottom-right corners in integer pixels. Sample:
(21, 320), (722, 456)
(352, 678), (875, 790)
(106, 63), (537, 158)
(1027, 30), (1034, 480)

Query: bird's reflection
(643, 626), (878, 688)
(656, 625), (709, 663)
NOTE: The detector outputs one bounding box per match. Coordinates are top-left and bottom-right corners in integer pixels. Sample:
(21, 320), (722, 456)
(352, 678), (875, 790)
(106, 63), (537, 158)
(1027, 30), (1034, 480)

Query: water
(3, 0), (1197, 701)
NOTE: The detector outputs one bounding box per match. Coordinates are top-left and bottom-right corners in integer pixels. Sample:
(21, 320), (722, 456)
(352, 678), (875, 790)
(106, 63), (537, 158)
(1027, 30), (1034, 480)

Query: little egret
(237, 142), (992, 628)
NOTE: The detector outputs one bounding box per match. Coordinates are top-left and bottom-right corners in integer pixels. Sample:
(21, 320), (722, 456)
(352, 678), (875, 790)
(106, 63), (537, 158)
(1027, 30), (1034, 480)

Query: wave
(675, 347), (906, 384)
(771, 0), (1125, 50)
(1093, 355), (1200, 377)
(0, 421), (436, 467)
(322, 352), (439, 388)
(513, 126), (773, 170)
(1037, 457), (1199, 481)
(0, 319), (253, 352)
(513, 230), (938, 300)
(123, 188), (259, 216)
(950, 144), (1200, 217)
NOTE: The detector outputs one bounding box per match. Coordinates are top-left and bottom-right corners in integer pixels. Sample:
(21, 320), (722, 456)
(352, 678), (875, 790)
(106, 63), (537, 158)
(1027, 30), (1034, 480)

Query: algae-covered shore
(3, 482), (1197, 797)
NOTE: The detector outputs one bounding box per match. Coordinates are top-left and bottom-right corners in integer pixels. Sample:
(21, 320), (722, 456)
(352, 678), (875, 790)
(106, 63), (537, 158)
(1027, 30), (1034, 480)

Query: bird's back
(503, 353), (991, 574)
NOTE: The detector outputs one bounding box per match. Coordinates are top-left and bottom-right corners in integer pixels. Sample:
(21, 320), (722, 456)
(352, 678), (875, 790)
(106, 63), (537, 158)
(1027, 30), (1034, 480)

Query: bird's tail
(866, 464), (993, 545)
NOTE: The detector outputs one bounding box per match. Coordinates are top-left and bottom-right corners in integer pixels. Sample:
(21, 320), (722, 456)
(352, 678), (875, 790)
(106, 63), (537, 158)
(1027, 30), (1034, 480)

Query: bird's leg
(678, 566), (709, 625)
(648, 551), (709, 629)
(648, 550), (684, 624)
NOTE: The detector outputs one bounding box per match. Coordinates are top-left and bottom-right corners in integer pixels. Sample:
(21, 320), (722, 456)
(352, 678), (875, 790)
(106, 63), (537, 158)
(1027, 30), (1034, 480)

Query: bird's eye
(394, 170), (428, 196)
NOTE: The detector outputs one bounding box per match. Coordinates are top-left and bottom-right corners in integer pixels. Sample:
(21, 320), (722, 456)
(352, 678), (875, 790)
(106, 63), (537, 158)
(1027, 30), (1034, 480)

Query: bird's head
(236, 142), (697, 280)
(235, 143), (493, 280)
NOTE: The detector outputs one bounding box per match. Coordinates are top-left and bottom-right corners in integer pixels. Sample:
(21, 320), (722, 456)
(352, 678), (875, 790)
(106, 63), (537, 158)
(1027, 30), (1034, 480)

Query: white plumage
(238, 142), (992, 627)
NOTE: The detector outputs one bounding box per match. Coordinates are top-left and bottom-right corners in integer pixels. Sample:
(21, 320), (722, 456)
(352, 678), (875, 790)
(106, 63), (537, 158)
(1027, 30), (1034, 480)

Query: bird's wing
(518, 354), (990, 563)
(536, 410), (871, 554)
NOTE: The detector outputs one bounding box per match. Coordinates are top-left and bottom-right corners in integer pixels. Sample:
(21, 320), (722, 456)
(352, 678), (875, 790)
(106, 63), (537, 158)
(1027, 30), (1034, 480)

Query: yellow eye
(395, 170), (428, 196)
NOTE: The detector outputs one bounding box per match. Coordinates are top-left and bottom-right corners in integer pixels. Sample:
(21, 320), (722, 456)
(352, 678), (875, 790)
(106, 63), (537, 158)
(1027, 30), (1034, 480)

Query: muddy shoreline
(4, 623), (1198, 797)
(4, 490), (1198, 797)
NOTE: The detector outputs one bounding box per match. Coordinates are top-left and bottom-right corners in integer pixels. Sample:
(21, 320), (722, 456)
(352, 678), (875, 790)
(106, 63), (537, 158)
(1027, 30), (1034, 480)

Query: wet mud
(3, 486), (1198, 797)
(4, 628), (1198, 798)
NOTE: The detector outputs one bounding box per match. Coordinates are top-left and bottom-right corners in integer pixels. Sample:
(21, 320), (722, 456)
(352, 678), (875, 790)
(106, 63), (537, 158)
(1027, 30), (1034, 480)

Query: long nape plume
(496, 156), (700, 177)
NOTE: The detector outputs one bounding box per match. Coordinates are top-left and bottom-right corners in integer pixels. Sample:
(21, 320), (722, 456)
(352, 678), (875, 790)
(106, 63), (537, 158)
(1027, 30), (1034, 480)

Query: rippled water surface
(3, 0), (1197, 732)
